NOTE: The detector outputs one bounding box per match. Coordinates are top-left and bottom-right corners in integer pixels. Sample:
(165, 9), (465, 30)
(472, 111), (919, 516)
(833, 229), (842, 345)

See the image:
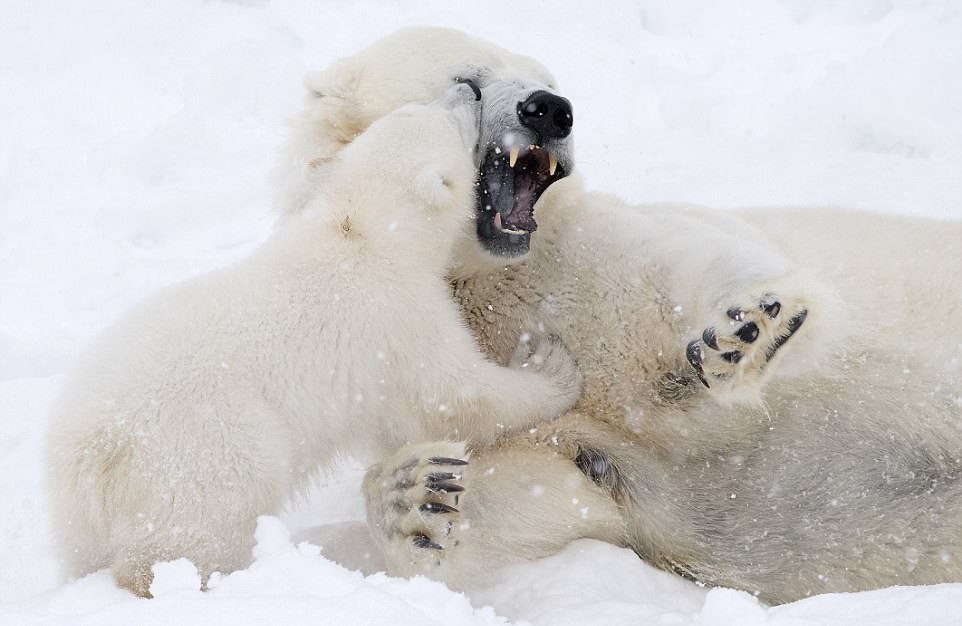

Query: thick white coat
(45, 92), (579, 596)
(269, 28), (962, 603)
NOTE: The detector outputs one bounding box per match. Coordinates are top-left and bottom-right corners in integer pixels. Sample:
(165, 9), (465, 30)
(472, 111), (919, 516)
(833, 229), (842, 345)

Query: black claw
(721, 351), (743, 363)
(429, 457), (468, 466)
(425, 472), (458, 482)
(412, 534), (444, 550)
(765, 309), (809, 361)
(702, 327), (719, 350)
(426, 481), (465, 494)
(420, 502), (459, 514)
(735, 322), (759, 344)
(686, 339), (704, 364)
(761, 297), (781, 319)
(686, 339), (710, 388)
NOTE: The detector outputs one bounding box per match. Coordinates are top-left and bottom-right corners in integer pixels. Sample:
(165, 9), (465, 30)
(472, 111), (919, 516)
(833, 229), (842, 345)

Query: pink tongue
(502, 173), (538, 231)
(509, 203), (536, 230)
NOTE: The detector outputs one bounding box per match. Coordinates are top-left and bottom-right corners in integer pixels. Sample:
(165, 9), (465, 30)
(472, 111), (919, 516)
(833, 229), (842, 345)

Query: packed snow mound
(4, 519), (962, 626)
(1, 517), (505, 626)
(2, 0), (962, 624)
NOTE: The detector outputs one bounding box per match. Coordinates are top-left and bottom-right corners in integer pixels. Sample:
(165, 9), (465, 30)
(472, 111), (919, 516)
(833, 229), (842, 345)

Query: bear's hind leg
(111, 522), (256, 597)
(100, 404), (293, 596)
(363, 431), (625, 589)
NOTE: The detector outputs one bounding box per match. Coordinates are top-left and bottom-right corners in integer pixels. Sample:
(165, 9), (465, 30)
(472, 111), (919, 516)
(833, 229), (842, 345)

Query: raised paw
(363, 442), (469, 577)
(687, 294), (808, 394)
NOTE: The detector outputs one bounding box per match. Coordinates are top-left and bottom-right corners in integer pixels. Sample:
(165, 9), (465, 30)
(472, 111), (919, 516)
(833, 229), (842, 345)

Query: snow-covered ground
(2, 1), (961, 624)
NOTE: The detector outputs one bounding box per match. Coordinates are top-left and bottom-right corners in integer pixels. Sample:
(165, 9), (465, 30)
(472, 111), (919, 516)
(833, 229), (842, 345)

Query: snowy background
(2, 0), (962, 624)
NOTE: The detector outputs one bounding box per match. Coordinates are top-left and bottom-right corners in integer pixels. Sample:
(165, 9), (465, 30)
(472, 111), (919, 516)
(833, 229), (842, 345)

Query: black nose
(517, 90), (573, 140)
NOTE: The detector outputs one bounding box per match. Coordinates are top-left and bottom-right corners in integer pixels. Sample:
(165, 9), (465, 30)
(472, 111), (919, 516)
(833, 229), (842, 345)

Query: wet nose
(517, 90), (573, 140)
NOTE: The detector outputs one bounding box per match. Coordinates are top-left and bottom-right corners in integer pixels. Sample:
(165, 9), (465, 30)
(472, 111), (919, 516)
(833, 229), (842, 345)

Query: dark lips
(475, 144), (567, 258)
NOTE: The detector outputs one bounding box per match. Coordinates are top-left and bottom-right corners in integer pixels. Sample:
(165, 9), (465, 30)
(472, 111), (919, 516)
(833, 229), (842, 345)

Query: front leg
(662, 213), (832, 405)
(423, 325), (584, 443)
(363, 429), (625, 589)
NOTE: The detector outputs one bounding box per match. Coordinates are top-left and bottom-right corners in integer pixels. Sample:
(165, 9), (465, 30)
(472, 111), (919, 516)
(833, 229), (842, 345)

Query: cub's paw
(363, 442), (468, 576)
(510, 328), (583, 410)
(686, 294), (808, 394)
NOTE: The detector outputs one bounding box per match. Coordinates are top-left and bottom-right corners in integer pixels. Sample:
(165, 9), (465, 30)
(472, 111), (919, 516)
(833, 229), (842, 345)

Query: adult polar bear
(277, 28), (962, 604)
(45, 87), (582, 597)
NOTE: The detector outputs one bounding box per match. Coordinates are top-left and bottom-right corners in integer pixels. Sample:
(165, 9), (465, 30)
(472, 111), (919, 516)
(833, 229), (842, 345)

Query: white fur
(266, 28), (962, 602)
(45, 89), (580, 596)
(368, 180), (962, 604)
(273, 27), (559, 220)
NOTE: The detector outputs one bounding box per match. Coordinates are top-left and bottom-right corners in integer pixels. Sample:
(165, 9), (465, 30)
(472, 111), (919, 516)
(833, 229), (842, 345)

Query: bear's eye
(453, 66), (490, 87)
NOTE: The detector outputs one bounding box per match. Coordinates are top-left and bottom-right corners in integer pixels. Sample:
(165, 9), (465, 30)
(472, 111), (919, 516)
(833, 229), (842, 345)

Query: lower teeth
(492, 213), (527, 235)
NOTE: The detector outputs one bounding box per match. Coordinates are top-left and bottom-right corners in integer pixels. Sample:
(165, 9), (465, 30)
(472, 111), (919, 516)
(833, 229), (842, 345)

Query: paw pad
(721, 350), (743, 364)
(734, 322), (759, 343)
(687, 293), (807, 391)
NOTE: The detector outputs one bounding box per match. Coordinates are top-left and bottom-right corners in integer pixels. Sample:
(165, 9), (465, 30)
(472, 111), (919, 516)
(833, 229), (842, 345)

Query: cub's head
(313, 82), (483, 252)
(277, 27), (574, 264)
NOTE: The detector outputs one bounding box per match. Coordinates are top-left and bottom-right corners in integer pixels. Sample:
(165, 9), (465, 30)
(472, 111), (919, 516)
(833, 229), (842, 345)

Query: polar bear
(45, 84), (581, 597)
(269, 28), (962, 603)
(364, 191), (962, 604)
(364, 187), (962, 602)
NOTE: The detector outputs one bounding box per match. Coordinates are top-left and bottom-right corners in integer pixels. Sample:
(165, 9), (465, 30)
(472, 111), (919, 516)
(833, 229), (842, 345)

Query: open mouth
(475, 143), (567, 257)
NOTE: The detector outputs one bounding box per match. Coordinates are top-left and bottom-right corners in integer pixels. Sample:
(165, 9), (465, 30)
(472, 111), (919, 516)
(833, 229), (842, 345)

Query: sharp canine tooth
(509, 146), (519, 168)
(548, 153), (558, 176)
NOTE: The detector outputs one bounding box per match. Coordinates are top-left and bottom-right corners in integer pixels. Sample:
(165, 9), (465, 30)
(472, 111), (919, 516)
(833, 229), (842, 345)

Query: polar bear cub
(45, 83), (580, 596)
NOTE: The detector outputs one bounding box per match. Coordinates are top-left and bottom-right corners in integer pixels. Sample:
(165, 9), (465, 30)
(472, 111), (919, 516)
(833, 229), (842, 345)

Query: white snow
(2, 1), (961, 624)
